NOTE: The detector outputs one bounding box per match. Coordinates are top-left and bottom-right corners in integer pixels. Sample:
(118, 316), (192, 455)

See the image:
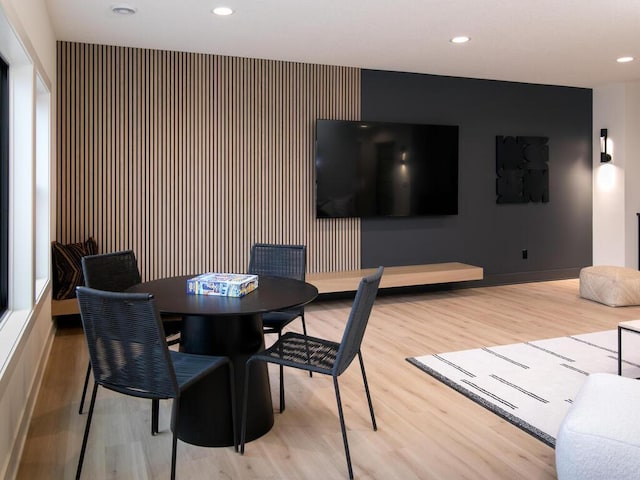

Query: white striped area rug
(407, 329), (640, 447)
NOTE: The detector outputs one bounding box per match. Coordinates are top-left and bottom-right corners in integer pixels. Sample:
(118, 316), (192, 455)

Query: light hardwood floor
(17, 279), (640, 479)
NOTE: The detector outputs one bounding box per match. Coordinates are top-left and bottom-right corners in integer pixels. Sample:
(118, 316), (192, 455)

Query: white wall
(0, 0), (55, 80)
(0, 0), (56, 479)
(624, 83), (640, 269)
(593, 81), (640, 268)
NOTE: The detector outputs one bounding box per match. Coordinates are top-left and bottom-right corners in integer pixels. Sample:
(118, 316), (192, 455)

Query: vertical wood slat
(56, 42), (360, 280)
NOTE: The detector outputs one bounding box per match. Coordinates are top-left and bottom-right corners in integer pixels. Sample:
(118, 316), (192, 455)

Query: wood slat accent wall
(56, 42), (360, 280)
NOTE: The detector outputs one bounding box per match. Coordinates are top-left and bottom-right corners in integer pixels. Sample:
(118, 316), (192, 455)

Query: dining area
(16, 257), (572, 480)
(65, 244), (383, 479)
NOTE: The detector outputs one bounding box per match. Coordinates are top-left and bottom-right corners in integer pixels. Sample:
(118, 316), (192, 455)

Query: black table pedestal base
(176, 313), (274, 447)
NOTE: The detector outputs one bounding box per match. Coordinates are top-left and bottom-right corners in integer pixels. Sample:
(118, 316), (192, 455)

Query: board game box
(186, 272), (258, 297)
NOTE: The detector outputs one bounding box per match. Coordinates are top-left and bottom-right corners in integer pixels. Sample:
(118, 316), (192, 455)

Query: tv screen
(315, 119), (459, 218)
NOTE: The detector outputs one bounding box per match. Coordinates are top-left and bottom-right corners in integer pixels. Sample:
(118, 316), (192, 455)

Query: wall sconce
(401, 147), (407, 164)
(600, 128), (612, 163)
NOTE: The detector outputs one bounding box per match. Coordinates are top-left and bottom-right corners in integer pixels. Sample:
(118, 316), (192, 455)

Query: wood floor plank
(17, 279), (640, 479)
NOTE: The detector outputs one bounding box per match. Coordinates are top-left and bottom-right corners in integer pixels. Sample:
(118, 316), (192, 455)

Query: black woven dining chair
(75, 287), (236, 480)
(81, 250), (183, 343)
(247, 243), (308, 412)
(240, 266), (383, 480)
(78, 250), (182, 437)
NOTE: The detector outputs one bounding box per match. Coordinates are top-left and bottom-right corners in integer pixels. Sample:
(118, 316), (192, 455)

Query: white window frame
(0, 1), (51, 387)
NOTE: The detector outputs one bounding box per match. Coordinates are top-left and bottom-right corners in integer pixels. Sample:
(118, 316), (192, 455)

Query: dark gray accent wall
(360, 71), (592, 284)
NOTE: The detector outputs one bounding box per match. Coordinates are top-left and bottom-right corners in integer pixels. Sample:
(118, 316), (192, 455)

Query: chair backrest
(82, 250), (142, 292)
(334, 266), (384, 376)
(247, 243), (306, 281)
(75, 286), (179, 399)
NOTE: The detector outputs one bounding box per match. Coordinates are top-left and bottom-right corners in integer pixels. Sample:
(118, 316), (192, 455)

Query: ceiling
(45, 0), (640, 88)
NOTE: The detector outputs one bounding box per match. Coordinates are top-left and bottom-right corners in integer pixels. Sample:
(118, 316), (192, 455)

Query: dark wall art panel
(496, 136), (549, 204)
(360, 71), (592, 285)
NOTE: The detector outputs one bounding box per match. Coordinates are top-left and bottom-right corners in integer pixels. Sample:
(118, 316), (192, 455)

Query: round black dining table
(128, 274), (318, 447)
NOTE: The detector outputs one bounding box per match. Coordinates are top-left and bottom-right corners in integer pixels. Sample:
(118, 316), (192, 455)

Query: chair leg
(279, 363), (285, 414)
(333, 377), (354, 480)
(301, 313), (312, 378)
(277, 332), (286, 413)
(240, 359), (253, 454)
(358, 351), (377, 431)
(171, 398), (179, 480)
(227, 361), (238, 452)
(76, 382), (99, 480)
(78, 362), (91, 414)
(151, 398), (160, 435)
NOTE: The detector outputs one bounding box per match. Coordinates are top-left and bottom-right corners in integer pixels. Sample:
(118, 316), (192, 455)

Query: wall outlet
(522, 249), (528, 259)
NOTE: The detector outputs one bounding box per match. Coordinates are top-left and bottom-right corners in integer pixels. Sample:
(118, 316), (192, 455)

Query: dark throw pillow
(52, 238), (98, 300)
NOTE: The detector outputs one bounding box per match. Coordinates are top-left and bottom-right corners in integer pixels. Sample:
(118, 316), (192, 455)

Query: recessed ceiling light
(212, 6), (234, 16)
(111, 3), (137, 15)
(450, 36), (470, 44)
(616, 56), (634, 63)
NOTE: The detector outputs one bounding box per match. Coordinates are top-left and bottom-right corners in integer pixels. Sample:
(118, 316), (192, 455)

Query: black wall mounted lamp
(600, 128), (612, 163)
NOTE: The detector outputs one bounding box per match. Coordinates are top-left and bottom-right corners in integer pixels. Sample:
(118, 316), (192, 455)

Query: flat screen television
(315, 119), (459, 218)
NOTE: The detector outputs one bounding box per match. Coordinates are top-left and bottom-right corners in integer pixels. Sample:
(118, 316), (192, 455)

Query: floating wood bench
(307, 262), (483, 294)
(52, 262), (483, 314)
(51, 298), (79, 316)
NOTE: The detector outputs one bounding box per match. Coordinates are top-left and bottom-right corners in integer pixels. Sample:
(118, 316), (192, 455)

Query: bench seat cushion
(579, 265), (640, 307)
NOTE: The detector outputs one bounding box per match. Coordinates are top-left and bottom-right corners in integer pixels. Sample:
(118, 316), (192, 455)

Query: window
(0, 8), (52, 321)
(35, 75), (50, 299)
(0, 56), (8, 316)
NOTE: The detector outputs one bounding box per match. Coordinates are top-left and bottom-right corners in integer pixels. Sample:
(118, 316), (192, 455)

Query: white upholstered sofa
(556, 373), (640, 479)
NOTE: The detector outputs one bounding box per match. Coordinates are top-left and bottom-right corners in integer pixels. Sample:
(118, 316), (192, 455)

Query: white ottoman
(556, 373), (640, 480)
(579, 265), (640, 307)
